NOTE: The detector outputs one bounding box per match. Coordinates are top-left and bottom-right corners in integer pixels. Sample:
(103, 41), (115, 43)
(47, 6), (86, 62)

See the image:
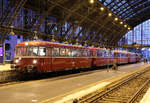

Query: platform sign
(0, 47), (3, 56)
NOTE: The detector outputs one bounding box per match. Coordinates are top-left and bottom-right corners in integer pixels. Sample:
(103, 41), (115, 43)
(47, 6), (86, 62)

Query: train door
(48, 47), (52, 71)
(38, 47), (52, 72)
(91, 49), (96, 66)
(66, 48), (75, 69)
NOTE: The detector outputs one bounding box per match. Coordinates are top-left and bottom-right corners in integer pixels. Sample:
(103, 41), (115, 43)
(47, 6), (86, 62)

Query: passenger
(112, 59), (118, 70)
(144, 58), (148, 63)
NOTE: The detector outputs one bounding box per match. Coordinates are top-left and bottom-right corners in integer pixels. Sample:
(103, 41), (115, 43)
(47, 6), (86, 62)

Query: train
(11, 41), (141, 73)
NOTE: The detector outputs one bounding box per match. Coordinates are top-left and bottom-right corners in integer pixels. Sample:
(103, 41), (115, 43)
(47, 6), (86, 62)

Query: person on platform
(144, 58), (148, 63)
(112, 58), (118, 70)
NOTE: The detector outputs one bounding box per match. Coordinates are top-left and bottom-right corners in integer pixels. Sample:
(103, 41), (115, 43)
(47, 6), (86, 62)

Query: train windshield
(15, 46), (47, 56)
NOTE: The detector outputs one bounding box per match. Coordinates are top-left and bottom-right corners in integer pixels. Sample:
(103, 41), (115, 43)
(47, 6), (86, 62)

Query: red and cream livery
(11, 41), (141, 72)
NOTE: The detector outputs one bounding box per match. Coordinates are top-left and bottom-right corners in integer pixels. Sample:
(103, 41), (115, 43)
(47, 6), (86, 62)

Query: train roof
(16, 41), (89, 49)
(16, 41), (140, 55)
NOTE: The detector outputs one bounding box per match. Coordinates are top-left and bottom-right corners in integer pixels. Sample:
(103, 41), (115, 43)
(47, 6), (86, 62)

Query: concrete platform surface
(0, 64), (11, 71)
(0, 63), (149, 103)
(140, 88), (150, 103)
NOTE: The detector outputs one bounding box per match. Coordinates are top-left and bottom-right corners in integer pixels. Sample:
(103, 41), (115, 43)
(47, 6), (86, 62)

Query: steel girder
(2, 0), (150, 47)
(0, 0), (27, 43)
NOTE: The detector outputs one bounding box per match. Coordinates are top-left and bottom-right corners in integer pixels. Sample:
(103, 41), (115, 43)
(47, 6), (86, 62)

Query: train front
(10, 41), (43, 73)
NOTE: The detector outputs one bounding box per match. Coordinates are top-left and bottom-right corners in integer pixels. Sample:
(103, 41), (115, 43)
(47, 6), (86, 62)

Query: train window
(104, 51), (108, 57)
(52, 48), (60, 56)
(121, 54), (124, 57)
(101, 51), (105, 57)
(15, 47), (20, 56)
(114, 53), (119, 57)
(15, 47), (19, 56)
(66, 49), (71, 57)
(92, 50), (97, 57)
(72, 49), (77, 57)
(60, 48), (66, 56)
(32, 47), (38, 56)
(21, 47), (26, 56)
(80, 50), (83, 57)
(16, 47), (27, 56)
(76, 49), (81, 57)
(111, 51), (114, 57)
(38, 47), (46, 56)
(87, 50), (91, 57)
(120, 54), (122, 57)
(27, 47), (33, 56)
(97, 50), (102, 57)
(46, 48), (51, 56)
(82, 50), (88, 57)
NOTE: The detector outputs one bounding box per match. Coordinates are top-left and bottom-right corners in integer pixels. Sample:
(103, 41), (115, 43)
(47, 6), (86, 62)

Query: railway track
(76, 67), (150, 103)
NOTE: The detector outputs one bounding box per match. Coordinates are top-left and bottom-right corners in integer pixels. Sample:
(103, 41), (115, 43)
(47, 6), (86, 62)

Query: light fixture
(128, 27), (131, 30)
(120, 21), (123, 24)
(108, 13), (112, 17)
(9, 26), (15, 35)
(33, 31), (39, 40)
(114, 17), (118, 21)
(100, 7), (104, 11)
(25, 42), (28, 46)
(34, 35), (38, 40)
(65, 41), (68, 44)
(124, 24), (127, 28)
(89, 0), (94, 4)
(142, 48), (145, 51)
(51, 35), (55, 42)
(84, 41), (87, 47)
(76, 39), (79, 45)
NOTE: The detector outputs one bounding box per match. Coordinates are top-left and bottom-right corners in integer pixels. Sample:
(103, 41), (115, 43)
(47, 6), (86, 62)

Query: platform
(0, 63), (149, 103)
(0, 64), (11, 71)
(140, 88), (150, 103)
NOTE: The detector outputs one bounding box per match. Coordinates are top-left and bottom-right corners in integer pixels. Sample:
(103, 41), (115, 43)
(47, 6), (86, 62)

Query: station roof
(99, 0), (150, 28)
(1, 0), (150, 47)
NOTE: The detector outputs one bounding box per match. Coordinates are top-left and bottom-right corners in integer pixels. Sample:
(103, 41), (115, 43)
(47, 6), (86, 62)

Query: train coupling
(24, 65), (37, 73)
(10, 64), (19, 69)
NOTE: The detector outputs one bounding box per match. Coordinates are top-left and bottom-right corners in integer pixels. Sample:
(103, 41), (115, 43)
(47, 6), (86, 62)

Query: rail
(76, 67), (150, 103)
(127, 78), (150, 103)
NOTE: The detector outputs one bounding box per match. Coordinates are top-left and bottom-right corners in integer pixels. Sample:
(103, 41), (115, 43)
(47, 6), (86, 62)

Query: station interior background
(0, 0), (150, 63)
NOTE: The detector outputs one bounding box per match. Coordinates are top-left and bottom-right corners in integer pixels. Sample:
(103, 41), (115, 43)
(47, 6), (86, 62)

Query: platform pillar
(2, 41), (5, 65)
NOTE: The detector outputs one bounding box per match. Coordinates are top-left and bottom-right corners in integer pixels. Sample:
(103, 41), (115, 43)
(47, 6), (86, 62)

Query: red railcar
(12, 41), (92, 72)
(11, 41), (141, 73)
(90, 48), (114, 66)
(113, 50), (129, 64)
(128, 52), (138, 63)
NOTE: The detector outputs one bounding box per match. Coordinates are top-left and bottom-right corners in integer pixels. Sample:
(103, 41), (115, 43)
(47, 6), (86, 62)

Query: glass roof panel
(98, 0), (150, 27)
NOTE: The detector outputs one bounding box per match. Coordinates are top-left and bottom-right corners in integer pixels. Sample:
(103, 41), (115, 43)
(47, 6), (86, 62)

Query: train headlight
(33, 60), (37, 64)
(15, 59), (19, 63)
